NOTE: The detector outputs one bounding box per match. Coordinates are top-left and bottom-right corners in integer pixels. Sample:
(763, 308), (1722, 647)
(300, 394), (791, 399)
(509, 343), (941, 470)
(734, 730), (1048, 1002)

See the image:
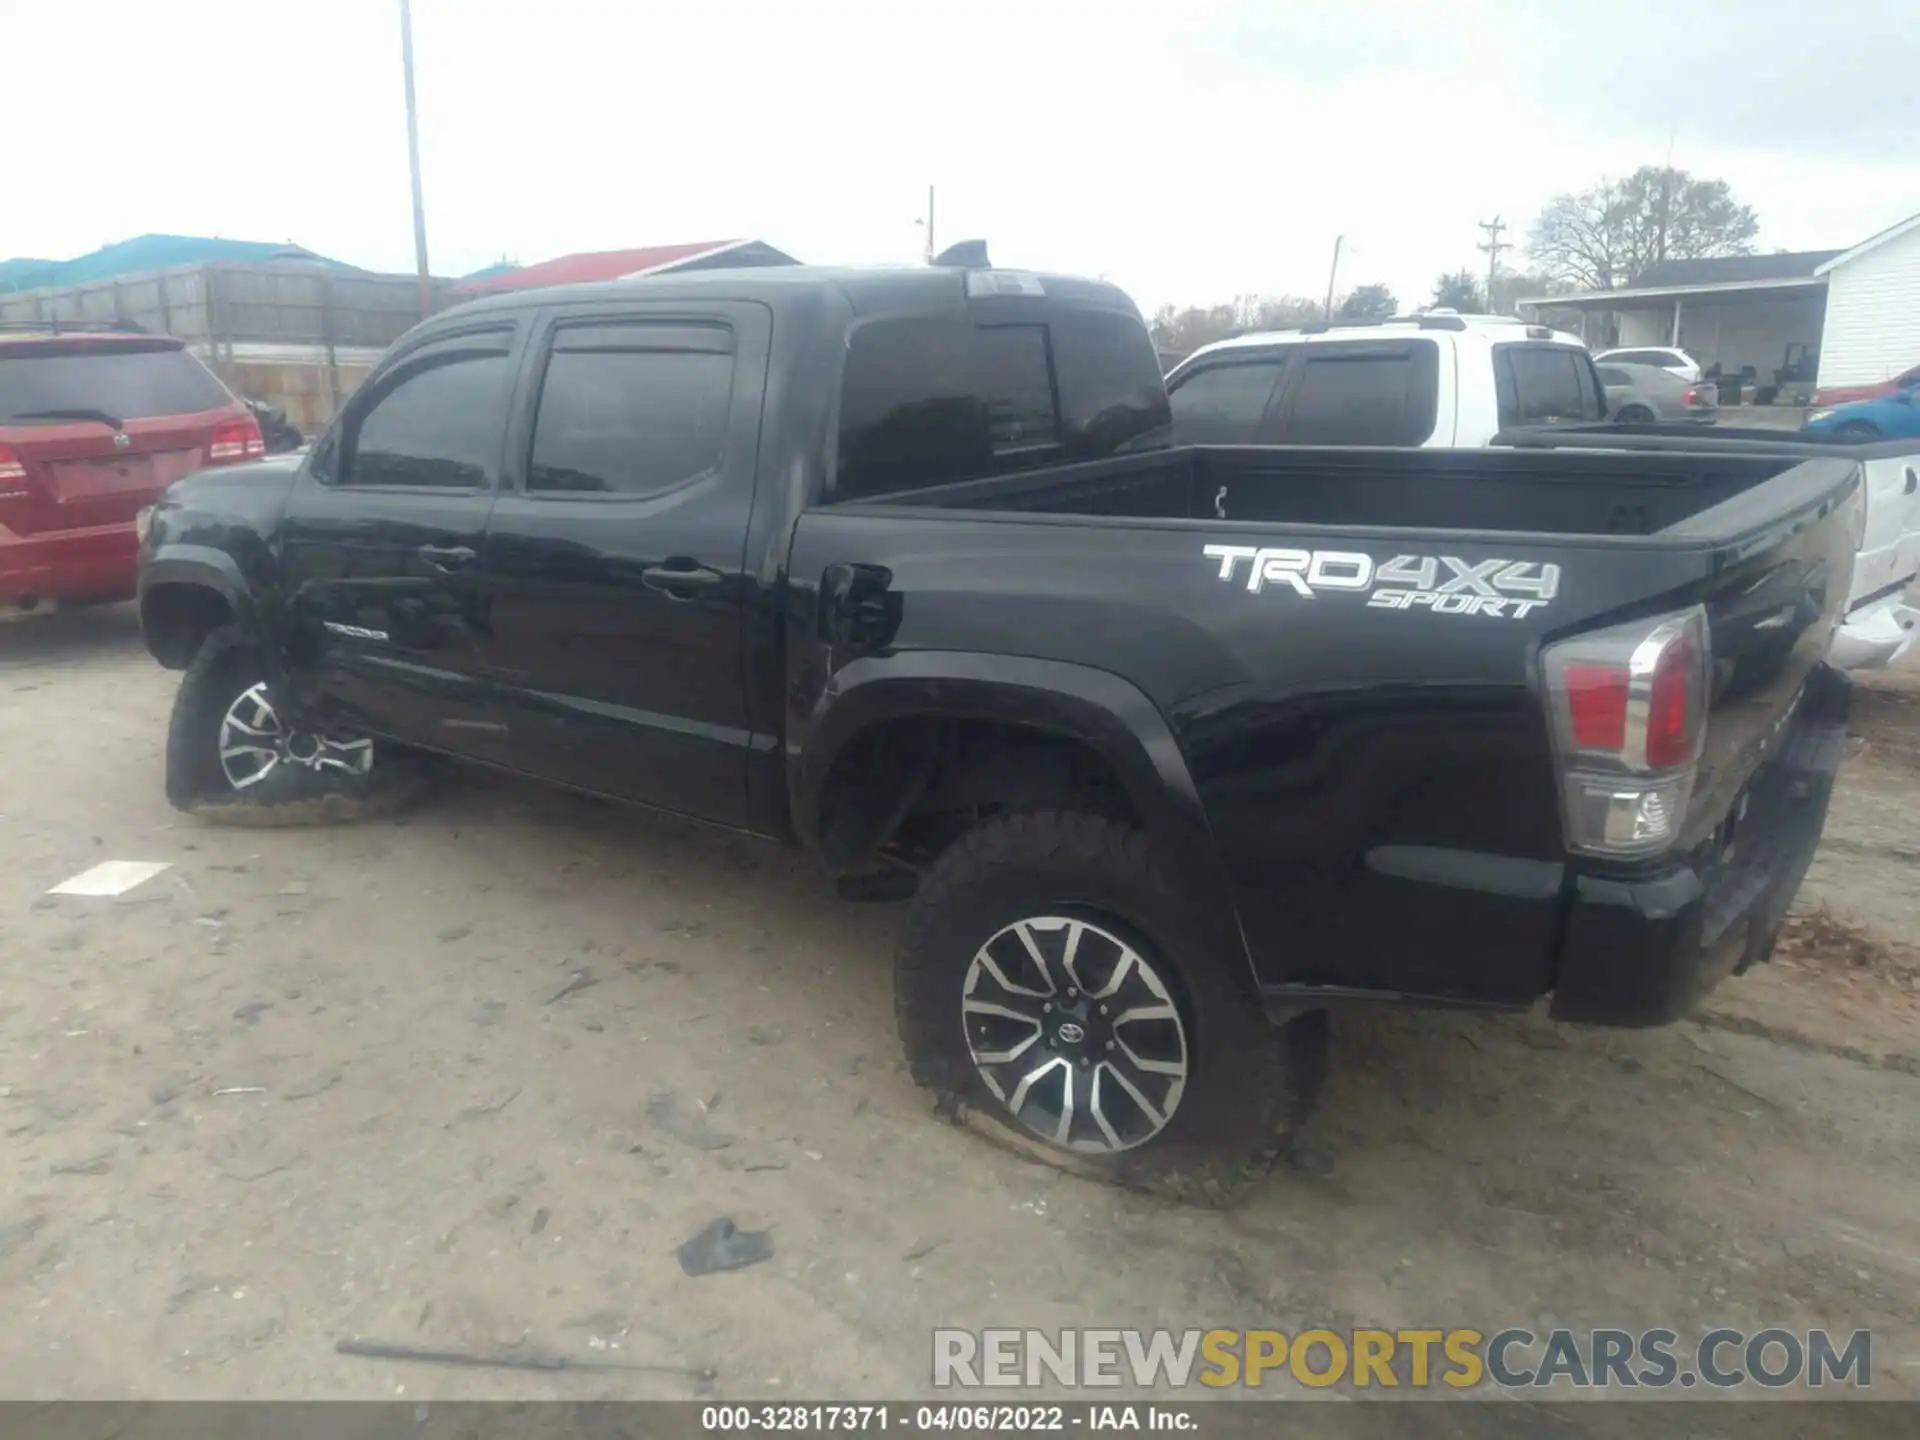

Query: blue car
(1802, 388), (1920, 441)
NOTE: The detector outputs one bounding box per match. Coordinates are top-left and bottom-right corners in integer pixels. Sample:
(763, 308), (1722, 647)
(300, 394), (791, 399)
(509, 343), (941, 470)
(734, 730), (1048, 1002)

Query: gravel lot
(3, 606), (1918, 1412)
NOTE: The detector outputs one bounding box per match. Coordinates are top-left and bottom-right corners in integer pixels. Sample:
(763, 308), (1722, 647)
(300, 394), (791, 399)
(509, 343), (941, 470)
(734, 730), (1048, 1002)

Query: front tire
(165, 628), (432, 825)
(1833, 421), (1881, 442)
(895, 809), (1326, 1205)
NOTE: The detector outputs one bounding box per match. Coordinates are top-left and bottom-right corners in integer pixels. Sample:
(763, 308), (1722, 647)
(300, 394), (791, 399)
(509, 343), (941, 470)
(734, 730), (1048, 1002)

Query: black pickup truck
(137, 263), (1859, 1201)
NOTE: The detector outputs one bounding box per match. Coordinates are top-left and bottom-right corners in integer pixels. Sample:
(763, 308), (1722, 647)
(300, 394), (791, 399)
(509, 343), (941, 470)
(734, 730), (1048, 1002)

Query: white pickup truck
(1166, 312), (1596, 449)
(1166, 316), (1920, 670)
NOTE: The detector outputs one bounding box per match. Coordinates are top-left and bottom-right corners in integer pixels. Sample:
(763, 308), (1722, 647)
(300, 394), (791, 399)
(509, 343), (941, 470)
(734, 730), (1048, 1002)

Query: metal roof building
(456, 239), (798, 294)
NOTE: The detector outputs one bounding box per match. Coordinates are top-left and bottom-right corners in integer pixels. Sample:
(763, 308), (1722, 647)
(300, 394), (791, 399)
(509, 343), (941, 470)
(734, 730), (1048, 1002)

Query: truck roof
(433, 264), (1146, 326)
(1187, 314), (1584, 361)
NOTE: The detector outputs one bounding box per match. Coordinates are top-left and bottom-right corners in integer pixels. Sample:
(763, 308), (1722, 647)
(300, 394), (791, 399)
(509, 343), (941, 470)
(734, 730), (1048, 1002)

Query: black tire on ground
(1615, 405), (1656, 424)
(895, 808), (1327, 1205)
(165, 626), (435, 825)
(1833, 421), (1881, 442)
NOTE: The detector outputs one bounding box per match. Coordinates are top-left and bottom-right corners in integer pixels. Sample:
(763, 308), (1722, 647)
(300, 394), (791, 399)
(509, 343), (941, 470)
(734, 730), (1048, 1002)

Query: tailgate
(1660, 454), (1861, 850)
(46, 446), (208, 503)
(0, 413), (232, 534)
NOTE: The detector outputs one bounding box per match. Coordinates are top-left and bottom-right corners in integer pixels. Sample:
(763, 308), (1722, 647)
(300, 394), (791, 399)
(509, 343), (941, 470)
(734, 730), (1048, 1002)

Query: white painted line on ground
(47, 861), (174, 897)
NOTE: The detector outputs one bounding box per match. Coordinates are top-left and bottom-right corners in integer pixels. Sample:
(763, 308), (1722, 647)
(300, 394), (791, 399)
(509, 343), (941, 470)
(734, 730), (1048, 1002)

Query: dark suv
(1, 325), (262, 613)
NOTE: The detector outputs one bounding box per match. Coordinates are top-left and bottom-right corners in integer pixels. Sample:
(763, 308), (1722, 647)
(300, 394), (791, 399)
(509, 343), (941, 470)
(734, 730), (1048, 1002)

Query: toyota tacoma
(138, 262), (1859, 1201)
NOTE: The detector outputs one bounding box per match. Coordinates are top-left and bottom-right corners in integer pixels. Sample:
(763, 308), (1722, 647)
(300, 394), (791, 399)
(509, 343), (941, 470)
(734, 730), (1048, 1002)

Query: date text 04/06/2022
(699, 1404), (1194, 1431)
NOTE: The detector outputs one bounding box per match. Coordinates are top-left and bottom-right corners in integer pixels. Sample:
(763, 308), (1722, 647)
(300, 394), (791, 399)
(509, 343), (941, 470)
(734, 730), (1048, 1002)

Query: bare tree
(1528, 166), (1759, 291)
(1149, 304), (1238, 354)
(1150, 295), (1323, 355)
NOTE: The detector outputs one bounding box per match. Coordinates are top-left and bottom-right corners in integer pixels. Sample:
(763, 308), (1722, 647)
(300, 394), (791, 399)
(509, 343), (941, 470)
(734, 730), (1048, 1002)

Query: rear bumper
(1828, 589), (1920, 671)
(0, 520), (138, 605)
(1548, 664), (1849, 1027)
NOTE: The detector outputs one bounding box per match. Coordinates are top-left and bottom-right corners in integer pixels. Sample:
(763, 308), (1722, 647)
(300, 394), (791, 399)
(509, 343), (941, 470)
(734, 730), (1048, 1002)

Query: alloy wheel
(963, 914), (1190, 1153)
(218, 682), (374, 791)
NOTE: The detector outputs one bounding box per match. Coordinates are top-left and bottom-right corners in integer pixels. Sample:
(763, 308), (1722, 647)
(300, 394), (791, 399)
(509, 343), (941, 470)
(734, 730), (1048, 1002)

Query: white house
(1519, 208), (1920, 405)
(1814, 212), (1920, 400)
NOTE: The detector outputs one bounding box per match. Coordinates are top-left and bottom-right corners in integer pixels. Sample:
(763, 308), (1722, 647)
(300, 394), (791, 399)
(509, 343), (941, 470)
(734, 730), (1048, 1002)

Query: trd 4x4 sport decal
(1203, 545), (1559, 619)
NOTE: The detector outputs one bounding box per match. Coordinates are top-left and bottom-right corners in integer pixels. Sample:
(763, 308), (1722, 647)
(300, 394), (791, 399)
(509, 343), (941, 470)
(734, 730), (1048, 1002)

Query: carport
(1520, 251), (1838, 401)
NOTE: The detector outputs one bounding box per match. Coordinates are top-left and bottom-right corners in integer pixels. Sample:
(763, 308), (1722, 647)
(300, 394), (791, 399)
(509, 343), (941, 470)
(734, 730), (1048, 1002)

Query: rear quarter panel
(790, 499), (1847, 1006)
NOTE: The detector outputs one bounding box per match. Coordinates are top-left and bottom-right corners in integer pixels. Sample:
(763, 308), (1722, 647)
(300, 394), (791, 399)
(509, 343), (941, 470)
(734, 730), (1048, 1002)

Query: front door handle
(641, 562), (724, 600)
(417, 544), (477, 572)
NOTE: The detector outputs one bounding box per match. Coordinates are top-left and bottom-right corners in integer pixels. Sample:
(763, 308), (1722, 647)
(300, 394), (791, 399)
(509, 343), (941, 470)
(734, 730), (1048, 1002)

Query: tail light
(0, 443), (25, 496)
(1682, 388), (1698, 405)
(1541, 606), (1710, 857)
(206, 417), (266, 465)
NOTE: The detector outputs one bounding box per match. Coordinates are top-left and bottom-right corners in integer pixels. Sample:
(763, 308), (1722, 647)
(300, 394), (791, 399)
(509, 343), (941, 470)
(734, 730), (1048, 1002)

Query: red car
(1813, 360), (1920, 408)
(1, 325), (263, 612)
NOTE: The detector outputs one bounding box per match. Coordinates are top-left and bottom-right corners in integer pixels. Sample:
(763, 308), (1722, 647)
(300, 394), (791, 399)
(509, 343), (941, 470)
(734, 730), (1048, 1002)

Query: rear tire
(165, 627), (436, 825)
(895, 809), (1326, 1206)
(1615, 405), (1656, 424)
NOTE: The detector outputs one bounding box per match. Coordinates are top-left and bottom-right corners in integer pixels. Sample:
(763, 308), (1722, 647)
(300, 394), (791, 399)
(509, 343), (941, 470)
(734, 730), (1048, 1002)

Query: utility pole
(1477, 217), (1509, 313)
(1655, 128), (1678, 268)
(921, 186), (936, 264)
(399, 0), (433, 318)
(1323, 234), (1343, 320)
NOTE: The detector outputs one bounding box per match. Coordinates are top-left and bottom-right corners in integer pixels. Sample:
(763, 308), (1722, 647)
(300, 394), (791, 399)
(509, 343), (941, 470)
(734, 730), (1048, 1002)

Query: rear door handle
(417, 544), (476, 572)
(641, 563), (724, 600)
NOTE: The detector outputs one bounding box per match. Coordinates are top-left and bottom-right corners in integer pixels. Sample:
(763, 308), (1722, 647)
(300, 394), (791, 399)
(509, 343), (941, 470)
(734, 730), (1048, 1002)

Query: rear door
(278, 322), (520, 750)
(1260, 339), (1441, 445)
(476, 299), (772, 825)
(0, 338), (245, 539)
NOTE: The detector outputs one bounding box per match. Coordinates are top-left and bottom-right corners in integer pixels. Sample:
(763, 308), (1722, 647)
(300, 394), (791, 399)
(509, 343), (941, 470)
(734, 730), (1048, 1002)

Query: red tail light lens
(1562, 664), (1629, 750)
(206, 417), (266, 465)
(0, 443), (25, 495)
(1682, 388), (1698, 404)
(1644, 629), (1699, 769)
(1541, 606), (1710, 857)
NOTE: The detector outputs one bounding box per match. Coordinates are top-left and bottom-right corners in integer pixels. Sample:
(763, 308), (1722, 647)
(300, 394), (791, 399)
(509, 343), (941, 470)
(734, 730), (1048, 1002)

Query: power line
(1477, 217), (1509, 312)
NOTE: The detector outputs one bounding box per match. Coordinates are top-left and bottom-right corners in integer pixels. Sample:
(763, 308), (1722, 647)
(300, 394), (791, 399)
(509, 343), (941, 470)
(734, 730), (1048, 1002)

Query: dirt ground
(3, 606), (1918, 1411)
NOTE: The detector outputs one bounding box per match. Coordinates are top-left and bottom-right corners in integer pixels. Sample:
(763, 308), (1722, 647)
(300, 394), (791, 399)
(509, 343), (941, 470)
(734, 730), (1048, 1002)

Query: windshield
(0, 344), (233, 425)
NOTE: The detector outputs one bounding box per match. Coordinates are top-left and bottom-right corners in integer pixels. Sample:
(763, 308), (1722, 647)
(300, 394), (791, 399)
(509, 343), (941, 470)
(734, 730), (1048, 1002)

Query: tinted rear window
(1272, 342), (1438, 445)
(529, 325), (735, 496)
(1496, 345), (1605, 426)
(1050, 309), (1171, 454)
(1168, 361), (1284, 444)
(0, 343), (232, 424)
(837, 308), (1166, 499)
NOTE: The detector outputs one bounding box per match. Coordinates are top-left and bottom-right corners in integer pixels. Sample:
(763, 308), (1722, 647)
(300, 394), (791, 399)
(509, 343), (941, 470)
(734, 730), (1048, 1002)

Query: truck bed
(795, 438), (1859, 1019)
(848, 444), (1846, 542)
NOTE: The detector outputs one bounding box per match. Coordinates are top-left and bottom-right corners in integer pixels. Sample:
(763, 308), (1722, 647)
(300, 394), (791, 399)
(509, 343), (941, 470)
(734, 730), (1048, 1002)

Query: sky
(7, 0), (1917, 315)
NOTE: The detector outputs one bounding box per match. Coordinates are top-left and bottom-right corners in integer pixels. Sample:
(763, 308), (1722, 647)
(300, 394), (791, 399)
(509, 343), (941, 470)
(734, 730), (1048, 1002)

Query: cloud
(7, 0), (1917, 313)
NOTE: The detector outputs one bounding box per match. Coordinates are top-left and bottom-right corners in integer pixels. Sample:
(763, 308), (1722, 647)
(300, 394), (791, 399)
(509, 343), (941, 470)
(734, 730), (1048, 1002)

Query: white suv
(1167, 314), (1603, 450)
(1593, 346), (1702, 382)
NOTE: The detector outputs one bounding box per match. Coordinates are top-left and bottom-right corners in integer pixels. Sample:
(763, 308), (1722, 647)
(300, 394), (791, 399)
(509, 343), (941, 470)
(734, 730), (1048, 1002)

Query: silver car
(1597, 361), (1718, 424)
